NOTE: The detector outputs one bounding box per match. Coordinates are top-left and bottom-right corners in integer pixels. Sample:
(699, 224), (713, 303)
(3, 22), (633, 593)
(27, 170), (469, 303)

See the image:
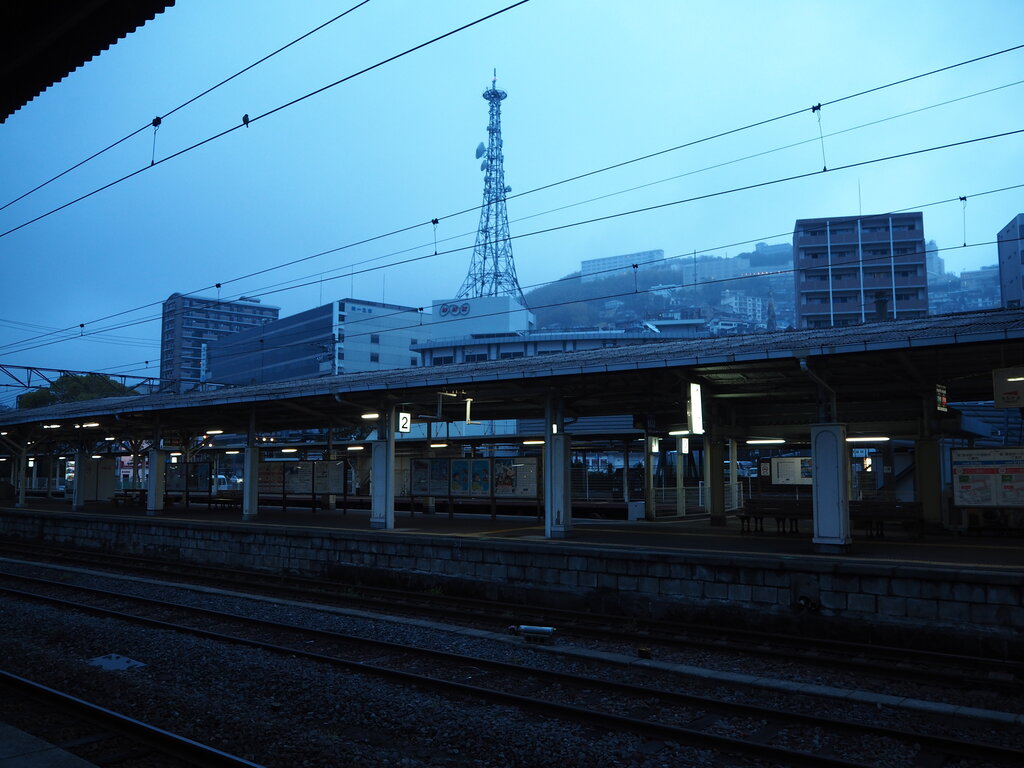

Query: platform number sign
(397, 412), (412, 433)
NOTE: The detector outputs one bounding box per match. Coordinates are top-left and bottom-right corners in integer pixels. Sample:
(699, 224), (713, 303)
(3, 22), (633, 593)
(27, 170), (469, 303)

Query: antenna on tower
(456, 70), (527, 306)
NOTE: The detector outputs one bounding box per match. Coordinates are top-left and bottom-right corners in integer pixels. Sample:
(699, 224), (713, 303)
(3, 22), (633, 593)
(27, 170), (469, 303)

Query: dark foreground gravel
(0, 558), (1020, 768)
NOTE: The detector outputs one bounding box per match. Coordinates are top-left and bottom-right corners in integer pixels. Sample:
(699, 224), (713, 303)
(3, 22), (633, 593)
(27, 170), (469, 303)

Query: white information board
(951, 448), (1024, 507)
(771, 456), (813, 485)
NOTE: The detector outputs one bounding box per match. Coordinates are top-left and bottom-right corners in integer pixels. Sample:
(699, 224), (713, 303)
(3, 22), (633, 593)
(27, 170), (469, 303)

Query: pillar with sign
(370, 407), (396, 529)
(146, 448), (167, 515)
(544, 395), (571, 538)
(811, 423), (852, 553)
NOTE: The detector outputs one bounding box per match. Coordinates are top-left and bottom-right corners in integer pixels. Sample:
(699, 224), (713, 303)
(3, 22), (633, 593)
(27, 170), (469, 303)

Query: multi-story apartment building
(793, 213), (928, 329)
(997, 213), (1024, 308)
(207, 298), (426, 386)
(959, 265), (1001, 310)
(580, 249), (664, 282)
(160, 294), (279, 388)
(720, 290), (766, 327)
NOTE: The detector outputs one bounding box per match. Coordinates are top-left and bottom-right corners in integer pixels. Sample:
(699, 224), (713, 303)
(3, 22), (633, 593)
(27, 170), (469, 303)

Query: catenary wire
(2, 64), (1020, 358)
(85, 234), (1013, 386)
(0, 1), (373, 215)
(6, 175), (1015, 378)
(0, 230), (1014, 407)
(0, 0), (534, 242)
(217, 77), (1024, 301)
(0, 129), (1020, 361)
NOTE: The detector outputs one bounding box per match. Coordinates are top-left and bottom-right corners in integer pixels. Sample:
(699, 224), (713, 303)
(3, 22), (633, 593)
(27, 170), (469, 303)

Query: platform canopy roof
(1, 308), (1021, 446)
(1, 1), (175, 123)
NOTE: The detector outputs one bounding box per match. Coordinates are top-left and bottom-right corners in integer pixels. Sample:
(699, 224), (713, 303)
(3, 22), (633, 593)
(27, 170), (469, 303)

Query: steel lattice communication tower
(456, 72), (526, 305)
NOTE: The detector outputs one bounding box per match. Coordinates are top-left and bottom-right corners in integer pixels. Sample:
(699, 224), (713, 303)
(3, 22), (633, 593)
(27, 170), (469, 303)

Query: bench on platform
(741, 498), (924, 538)
(849, 501), (924, 538)
(739, 498), (812, 534)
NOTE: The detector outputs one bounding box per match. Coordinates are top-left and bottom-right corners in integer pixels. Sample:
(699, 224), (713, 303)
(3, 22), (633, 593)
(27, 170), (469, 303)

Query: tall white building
(580, 250), (664, 282)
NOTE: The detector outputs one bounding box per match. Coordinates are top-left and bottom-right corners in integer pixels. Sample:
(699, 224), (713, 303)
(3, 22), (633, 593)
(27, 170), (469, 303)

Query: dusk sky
(1, 0), (1022, 403)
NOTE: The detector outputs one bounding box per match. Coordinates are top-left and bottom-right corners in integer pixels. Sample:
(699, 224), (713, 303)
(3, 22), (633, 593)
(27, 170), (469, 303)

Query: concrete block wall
(0, 509), (1019, 655)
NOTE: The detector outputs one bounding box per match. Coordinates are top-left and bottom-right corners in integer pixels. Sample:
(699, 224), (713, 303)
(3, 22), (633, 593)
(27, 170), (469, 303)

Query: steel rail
(1, 543), (1018, 686)
(3, 577), (1022, 768)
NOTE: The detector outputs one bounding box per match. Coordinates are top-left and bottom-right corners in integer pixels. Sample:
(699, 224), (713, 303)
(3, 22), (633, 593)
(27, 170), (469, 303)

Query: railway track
(0, 540), (1018, 696)
(0, 668), (265, 767)
(1, 567), (1021, 768)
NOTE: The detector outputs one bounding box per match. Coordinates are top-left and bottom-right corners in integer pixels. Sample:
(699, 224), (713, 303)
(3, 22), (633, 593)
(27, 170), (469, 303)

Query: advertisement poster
(952, 449), (1024, 507)
(284, 462), (313, 494)
(451, 460), (470, 495)
(429, 459), (449, 495)
(258, 462), (284, 493)
(411, 459), (430, 495)
(494, 459), (516, 496)
(494, 457), (538, 497)
(313, 462), (343, 494)
(327, 461), (348, 494)
(470, 459), (490, 495)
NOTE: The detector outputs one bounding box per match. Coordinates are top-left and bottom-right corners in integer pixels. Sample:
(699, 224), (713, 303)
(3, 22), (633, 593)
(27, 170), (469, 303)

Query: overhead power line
(0, 1), (373, 215)
(2, 167), (1020, 365)
(66, 233), (1015, 385)
(2, 66), (1020, 357)
(0, 0), (534, 241)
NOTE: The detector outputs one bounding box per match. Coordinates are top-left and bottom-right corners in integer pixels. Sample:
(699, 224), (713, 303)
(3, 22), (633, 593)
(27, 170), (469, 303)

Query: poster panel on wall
(952, 448), (1024, 507)
(284, 462), (313, 494)
(451, 459), (470, 495)
(411, 459), (430, 495)
(771, 456), (813, 485)
(258, 462), (283, 493)
(429, 459), (449, 495)
(494, 457), (538, 497)
(470, 459), (490, 495)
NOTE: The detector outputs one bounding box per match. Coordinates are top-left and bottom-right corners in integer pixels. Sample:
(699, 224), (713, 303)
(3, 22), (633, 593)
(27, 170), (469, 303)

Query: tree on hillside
(17, 373), (135, 409)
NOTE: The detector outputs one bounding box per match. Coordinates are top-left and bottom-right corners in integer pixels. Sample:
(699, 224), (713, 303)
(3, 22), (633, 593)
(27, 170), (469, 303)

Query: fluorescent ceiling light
(747, 439), (785, 445)
(225, 450), (240, 455)
(846, 436), (890, 442)
(522, 440), (545, 445)
(81, 422), (100, 428)
(91, 455), (102, 459)
(281, 448), (298, 453)
(668, 429), (689, 436)
(360, 412), (380, 420)
(206, 429), (224, 435)
(347, 445), (365, 451)
(429, 442), (448, 448)
(104, 436), (116, 441)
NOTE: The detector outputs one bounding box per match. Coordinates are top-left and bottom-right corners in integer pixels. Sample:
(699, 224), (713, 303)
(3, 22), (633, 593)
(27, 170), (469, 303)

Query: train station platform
(1, 499), (1021, 653)
(1, 498), (1022, 570)
(0, 723), (98, 768)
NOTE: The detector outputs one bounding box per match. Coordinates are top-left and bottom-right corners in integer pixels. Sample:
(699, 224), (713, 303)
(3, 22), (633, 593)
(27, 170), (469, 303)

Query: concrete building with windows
(160, 293), (279, 389)
(959, 265), (1001, 310)
(793, 212), (928, 329)
(580, 249), (664, 282)
(207, 298), (427, 386)
(997, 213), (1024, 308)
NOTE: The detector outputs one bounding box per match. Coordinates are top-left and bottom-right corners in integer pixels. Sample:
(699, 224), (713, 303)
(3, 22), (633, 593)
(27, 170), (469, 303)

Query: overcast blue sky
(1, 0), (1022, 400)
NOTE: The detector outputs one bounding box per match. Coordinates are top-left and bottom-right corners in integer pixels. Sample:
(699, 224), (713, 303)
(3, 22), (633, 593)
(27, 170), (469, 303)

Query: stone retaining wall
(1, 509), (1019, 656)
